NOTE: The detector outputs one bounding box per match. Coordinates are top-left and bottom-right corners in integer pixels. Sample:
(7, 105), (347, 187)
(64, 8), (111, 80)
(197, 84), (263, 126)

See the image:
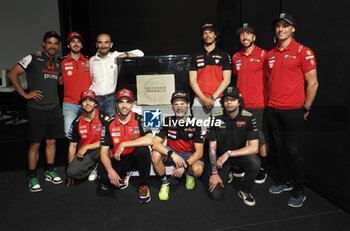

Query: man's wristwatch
(210, 96), (216, 101)
(167, 150), (173, 158)
(227, 150), (232, 158)
(302, 106), (312, 113)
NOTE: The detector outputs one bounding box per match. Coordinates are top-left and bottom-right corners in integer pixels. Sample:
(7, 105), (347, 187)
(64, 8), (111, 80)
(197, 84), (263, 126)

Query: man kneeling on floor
(152, 90), (204, 201)
(206, 86), (260, 206)
(98, 89), (153, 204)
(66, 90), (107, 185)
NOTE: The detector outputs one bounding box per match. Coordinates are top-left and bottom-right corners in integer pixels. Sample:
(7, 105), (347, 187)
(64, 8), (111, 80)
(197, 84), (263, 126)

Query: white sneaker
(88, 165), (98, 181)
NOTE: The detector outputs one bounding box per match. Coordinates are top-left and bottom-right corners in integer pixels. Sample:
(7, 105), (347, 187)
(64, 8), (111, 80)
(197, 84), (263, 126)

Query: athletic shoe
(44, 169), (63, 184)
(120, 171), (132, 190)
(288, 194), (306, 208)
(158, 183), (170, 201)
(185, 174), (195, 190)
(227, 171), (234, 183)
(101, 184), (110, 191)
(232, 168), (245, 177)
(269, 184), (293, 194)
(138, 185), (151, 204)
(28, 177), (42, 192)
(237, 190), (256, 206)
(254, 168), (267, 184)
(88, 164), (98, 182)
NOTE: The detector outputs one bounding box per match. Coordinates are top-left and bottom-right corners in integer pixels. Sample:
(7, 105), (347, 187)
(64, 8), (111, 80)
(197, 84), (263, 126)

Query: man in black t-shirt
(152, 91), (204, 201)
(7, 31), (64, 192)
(206, 86), (260, 206)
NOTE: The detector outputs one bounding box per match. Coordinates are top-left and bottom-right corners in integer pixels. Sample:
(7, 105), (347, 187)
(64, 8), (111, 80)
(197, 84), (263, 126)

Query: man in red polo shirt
(232, 23), (268, 184)
(61, 32), (92, 137)
(189, 24), (232, 133)
(66, 90), (107, 185)
(265, 13), (319, 208)
(98, 89), (153, 204)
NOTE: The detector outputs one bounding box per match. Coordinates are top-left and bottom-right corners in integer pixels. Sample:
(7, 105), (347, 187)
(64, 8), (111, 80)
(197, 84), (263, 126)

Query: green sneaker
(45, 169), (63, 184)
(159, 183), (170, 201)
(185, 174), (195, 190)
(28, 177), (42, 192)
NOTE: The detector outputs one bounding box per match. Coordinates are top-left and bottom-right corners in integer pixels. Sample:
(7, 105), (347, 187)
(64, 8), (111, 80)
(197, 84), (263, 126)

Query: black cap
(222, 86), (241, 99)
(274, 12), (295, 27)
(237, 23), (255, 35)
(43, 31), (61, 42)
(201, 23), (218, 33)
(171, 90), (190, 104)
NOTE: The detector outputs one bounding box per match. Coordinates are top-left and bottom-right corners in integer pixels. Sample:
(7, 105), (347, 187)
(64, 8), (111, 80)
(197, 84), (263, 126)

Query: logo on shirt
(236, 121), (246, 127)
(143, 109), (161, 128)
(113, 138), (120, 143)
(67, 71), (73, 76)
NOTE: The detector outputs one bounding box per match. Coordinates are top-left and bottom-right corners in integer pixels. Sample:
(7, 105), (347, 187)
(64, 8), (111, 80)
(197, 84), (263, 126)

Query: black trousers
(98, 146), (151, 187)
(209, 154), (260, 200)
(267, 107), (305, 193)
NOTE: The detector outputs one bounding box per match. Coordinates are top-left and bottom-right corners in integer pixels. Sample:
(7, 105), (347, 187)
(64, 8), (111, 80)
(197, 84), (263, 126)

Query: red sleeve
(232, 54), (237, 75)
(299, 46), (317, 73)
(263, 52), (271, 73)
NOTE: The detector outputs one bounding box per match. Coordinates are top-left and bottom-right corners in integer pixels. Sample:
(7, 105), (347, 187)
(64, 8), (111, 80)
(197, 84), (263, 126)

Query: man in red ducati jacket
(98, 89), (153, 204)
(61, 32), (92, 137)
(66, 90), (107, 185)
(231, 23), (268, 184)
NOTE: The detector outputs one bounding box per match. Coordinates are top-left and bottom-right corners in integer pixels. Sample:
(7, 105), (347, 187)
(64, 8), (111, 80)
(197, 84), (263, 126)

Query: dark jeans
(98, 146), (151, 187)
(209, 154), (260, 200)
(267, 107), (305, 193)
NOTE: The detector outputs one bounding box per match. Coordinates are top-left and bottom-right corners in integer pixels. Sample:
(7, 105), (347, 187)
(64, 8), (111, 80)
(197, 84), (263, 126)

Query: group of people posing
(7, 12), (318, 208)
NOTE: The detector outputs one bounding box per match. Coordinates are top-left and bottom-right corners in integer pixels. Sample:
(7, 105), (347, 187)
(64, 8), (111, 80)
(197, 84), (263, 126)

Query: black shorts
(246, 109), (268, 144)
(27, 106), (64, 142)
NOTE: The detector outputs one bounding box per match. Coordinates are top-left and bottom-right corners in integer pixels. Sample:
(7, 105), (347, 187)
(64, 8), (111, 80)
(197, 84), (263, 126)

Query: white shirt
(89, 49), (144, 96)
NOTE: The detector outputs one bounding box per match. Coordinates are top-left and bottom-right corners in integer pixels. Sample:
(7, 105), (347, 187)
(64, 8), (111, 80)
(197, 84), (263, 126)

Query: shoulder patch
(212, 108), (224, 117)
(242, 109), (253, 117)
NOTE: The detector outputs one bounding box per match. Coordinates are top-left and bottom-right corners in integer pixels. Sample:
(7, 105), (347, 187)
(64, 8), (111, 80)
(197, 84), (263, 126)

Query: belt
(95, 92), (115, 99)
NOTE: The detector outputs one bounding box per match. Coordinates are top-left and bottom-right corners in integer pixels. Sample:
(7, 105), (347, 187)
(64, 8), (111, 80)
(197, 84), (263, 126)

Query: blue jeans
(96, 94), (116, 117)
(63, 102), (82, 137)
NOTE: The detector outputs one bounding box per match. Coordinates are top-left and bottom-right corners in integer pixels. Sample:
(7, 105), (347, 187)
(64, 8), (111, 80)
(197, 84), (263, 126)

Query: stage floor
(0, 167), (349, 231)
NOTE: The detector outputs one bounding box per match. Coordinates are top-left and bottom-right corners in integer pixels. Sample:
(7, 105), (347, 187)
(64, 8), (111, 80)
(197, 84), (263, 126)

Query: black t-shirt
(18, 52), (61, 110)
(206, 109), (259, 156)
(156, 116), (203, 153)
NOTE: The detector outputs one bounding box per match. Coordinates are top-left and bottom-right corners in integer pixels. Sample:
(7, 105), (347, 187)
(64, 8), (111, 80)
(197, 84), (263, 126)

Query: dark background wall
(1, 0), (349, 212)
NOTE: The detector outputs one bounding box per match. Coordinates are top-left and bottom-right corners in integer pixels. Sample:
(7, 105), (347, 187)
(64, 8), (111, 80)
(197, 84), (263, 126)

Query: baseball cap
(81, 90), (96, 102)
(68, 32), (83, 42)
(274, 12), (295, 27)
(237, 23), (255, 35)
(43, 31), (61, 42)
(222, 86), (241, 99)
(171, 90), (190, 104)
(201, 23), (218, 33)
(117, 89), (133, 101)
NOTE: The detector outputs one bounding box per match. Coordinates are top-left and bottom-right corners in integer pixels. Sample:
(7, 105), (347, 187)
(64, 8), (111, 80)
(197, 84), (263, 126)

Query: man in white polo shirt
(89, 33), (144, 116)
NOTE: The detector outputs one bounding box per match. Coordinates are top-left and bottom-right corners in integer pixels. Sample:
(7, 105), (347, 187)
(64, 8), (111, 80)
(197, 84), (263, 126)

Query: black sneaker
(254, 168), (267, 184)
(138, 185), (151, 204)
(227, 171), (234, 183)
(232, 168), (245, 177)
(237, 190), (256, 206)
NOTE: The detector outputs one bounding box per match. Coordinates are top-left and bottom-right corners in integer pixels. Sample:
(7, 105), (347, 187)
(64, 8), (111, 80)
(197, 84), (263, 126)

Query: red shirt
(101, 112), (152, 157)
(232, 45), (267, 109)
(61, 53), (92, 104)
(264, 39), (317, 109)
(68, 109), (105, 148)
(189, 47), (232, 98)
